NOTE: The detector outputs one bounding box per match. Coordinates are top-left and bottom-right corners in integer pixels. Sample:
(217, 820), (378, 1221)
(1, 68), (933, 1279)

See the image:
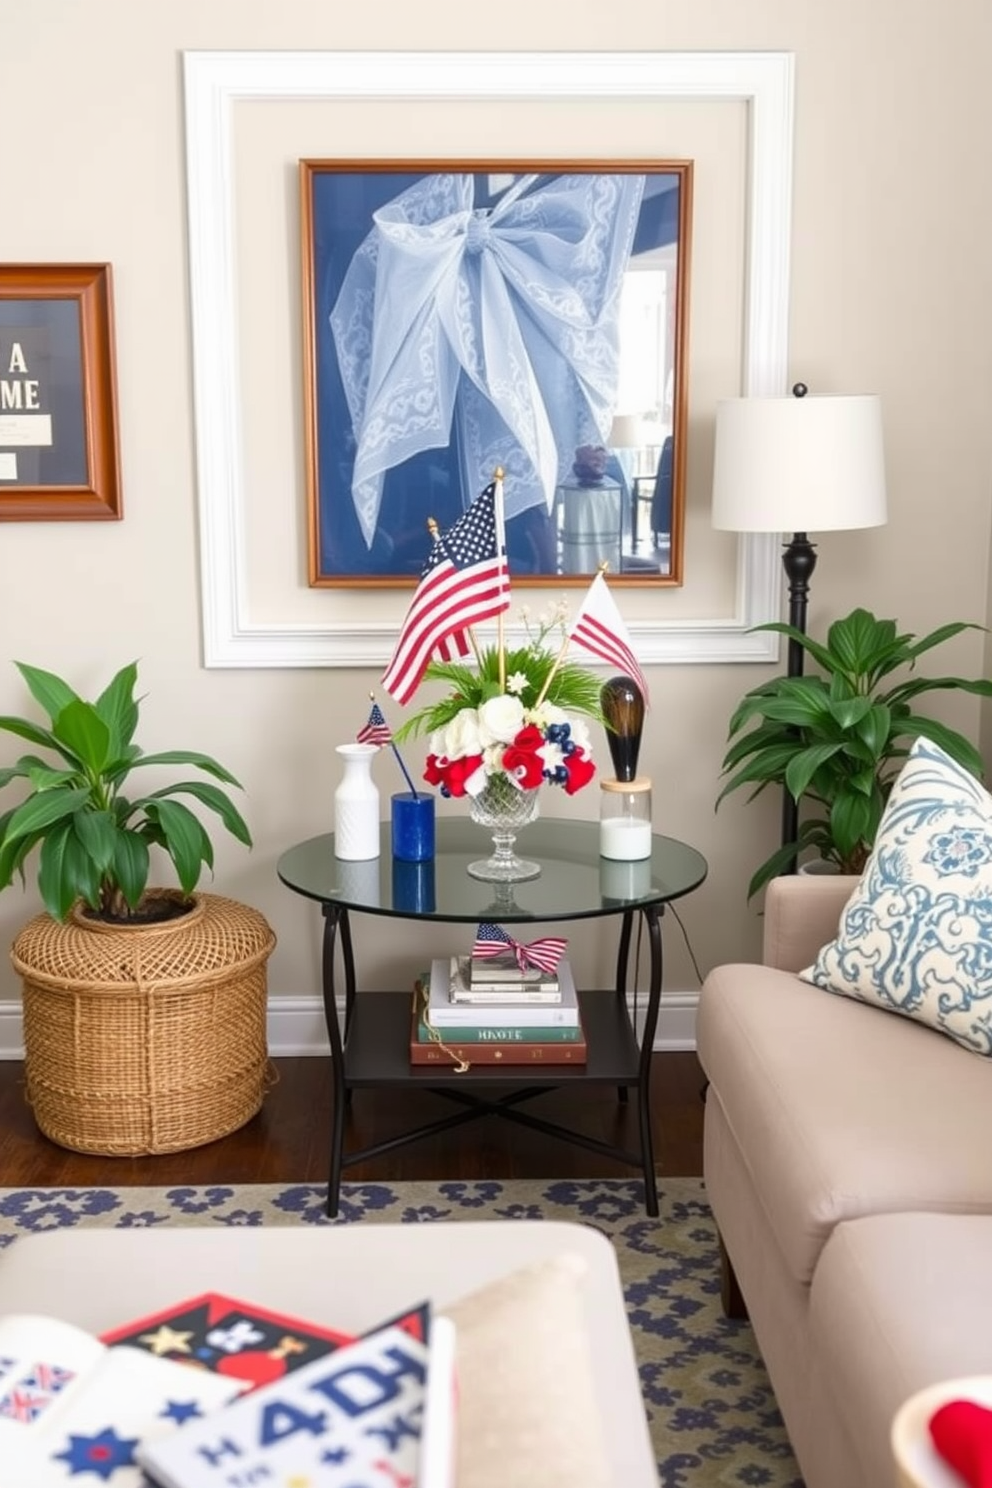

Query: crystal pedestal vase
(467, 776), (541, 882)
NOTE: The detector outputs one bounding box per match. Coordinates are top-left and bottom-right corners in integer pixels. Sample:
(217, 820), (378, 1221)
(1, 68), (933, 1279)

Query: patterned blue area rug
(0, 1177), (802, 1488)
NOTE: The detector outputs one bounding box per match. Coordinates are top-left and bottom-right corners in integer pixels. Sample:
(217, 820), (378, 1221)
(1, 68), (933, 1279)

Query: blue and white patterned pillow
(801, 737), (992, 1055)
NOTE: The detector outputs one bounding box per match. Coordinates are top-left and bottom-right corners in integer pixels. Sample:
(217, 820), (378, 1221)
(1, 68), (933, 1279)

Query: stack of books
(411, 955), (586, 1066)
(461, 950), (561, 1000)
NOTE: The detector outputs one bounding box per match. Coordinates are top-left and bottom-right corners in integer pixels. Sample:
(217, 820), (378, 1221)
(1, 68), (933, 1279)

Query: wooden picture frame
(300, 161), (692, 589)
(0, 264), (122, 521)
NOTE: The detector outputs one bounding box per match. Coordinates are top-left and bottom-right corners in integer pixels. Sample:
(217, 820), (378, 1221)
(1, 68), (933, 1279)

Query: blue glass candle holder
(390, 792), (436, 862)
(391, 857), (436, 914)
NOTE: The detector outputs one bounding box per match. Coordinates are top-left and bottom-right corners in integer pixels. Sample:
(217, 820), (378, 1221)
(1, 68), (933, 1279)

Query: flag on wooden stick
(359, 694), (419, 796)
(568, 571), (649, 705)
(381, 480), (510, 705)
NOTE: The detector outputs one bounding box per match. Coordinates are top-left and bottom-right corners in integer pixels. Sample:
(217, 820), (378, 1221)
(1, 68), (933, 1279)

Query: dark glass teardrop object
(600, 675), (645, 783)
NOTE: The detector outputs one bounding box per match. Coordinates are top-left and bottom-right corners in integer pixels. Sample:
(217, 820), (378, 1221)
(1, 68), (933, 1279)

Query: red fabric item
(930, 1400), (992, 1488)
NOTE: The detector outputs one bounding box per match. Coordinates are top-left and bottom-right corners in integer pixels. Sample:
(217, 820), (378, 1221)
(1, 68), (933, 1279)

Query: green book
(416, 1019), (583, 1044)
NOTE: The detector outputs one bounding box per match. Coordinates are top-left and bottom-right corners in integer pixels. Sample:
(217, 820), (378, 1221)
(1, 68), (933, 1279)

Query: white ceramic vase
(334, 743), (380, 860)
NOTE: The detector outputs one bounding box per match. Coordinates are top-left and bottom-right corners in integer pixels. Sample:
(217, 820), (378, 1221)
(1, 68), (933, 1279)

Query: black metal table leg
(638, 903), (663, 1216)
(615, 909), (633, 1103)
(321, 904), (351, 1218)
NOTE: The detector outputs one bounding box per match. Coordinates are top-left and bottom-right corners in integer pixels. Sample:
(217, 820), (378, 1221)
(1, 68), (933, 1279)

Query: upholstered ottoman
(0, 1220), (656, 1488)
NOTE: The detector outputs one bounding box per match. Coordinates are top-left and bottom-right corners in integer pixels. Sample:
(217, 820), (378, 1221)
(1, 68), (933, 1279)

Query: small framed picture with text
(0, 263), (122, 521)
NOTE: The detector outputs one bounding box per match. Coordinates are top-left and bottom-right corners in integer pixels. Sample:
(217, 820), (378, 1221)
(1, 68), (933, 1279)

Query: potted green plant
(717, 607), (992, 898)
(0, 659), (251, 921)
(0, 660), (275, 1157)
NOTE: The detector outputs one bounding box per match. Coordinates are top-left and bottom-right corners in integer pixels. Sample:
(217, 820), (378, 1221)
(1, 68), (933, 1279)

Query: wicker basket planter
(11, 891), (276, 1157)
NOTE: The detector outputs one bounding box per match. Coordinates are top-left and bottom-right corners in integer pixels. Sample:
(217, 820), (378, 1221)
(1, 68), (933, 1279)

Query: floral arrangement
(394, 604), (604, 800)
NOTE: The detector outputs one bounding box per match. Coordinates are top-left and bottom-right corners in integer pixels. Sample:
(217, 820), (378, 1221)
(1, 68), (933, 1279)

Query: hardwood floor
(0, 1053), (705, 1188)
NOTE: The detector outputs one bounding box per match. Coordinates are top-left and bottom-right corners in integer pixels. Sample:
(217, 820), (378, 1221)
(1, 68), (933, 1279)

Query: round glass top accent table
(277, 819), (707, 1218)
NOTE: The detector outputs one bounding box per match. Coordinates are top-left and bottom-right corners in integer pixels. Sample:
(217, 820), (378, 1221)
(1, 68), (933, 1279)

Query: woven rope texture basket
(12, 892), (276, 1156)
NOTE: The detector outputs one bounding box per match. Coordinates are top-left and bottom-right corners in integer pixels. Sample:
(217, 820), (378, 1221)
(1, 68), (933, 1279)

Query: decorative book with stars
(137, 1311), (457, 1488)
(0, 1311), (243, 1485)
(99, 1292), (356, 1392)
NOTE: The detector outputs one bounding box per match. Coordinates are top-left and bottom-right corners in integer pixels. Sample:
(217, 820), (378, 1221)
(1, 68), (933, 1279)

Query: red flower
(502, 725), (546, 789)
(561, 748), (596, 795)
(424, 752), (484, 798)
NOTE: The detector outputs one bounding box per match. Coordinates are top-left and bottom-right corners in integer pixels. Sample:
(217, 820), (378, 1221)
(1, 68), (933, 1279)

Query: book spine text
(410, 1041), (587, 1066)
(416, 1021), (582, 1043)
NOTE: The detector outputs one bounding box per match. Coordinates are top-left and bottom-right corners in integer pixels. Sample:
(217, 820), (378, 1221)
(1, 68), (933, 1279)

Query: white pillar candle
(599, 816), (652, 861)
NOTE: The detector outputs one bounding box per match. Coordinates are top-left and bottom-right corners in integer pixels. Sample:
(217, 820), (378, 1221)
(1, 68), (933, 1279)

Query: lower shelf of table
(339, 989), (644, 1086)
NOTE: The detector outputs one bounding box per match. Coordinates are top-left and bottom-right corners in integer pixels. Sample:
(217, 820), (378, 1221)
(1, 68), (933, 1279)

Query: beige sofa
(697, 873), (992, 1488)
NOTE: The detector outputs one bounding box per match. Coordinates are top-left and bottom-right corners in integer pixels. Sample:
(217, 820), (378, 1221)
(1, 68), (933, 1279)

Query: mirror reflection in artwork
(301, 162), (692, 587)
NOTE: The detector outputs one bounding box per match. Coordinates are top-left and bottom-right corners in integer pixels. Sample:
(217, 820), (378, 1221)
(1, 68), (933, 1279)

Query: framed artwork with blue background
(300, 161), (692, 588)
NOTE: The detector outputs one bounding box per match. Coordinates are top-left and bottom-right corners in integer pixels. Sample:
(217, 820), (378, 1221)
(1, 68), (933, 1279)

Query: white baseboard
(0, 991), (699, 1060)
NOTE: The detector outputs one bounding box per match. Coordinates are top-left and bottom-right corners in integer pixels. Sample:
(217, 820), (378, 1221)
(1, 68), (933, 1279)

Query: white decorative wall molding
(183, 49), (794, 669)
(0, 990), (698, 1059)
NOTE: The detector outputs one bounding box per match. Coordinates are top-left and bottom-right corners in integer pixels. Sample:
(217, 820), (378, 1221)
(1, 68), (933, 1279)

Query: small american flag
(568, 571), (649, 704)
(472, 922), (567, 975)
(357, 701), (392, 747)
(381, 480), (510, 706)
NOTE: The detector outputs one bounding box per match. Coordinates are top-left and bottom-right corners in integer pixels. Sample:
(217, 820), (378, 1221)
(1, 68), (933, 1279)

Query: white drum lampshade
(711, 392), (887, 535)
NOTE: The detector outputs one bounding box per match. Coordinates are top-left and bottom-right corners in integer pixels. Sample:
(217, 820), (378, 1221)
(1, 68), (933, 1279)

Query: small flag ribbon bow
(472, 922), (567, 975)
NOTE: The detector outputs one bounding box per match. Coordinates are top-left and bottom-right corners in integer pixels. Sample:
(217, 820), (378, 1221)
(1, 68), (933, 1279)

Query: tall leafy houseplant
(0, 661), (251, 922)
(718, 608), (992, 898)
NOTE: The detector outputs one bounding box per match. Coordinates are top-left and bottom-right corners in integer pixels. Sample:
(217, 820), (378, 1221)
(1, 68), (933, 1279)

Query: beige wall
(1, 1), (991, 1031)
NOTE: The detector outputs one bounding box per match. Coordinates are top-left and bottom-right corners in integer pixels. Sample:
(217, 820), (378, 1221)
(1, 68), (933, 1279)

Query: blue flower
(925, 826), (992, 877)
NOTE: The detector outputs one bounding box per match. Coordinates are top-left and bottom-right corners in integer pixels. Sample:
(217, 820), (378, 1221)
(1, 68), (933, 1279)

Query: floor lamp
(609, 412), (646, 549)
(710, 385), (888, 865)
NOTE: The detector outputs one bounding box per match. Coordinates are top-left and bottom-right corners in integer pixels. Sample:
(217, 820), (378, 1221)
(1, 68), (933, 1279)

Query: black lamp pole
(780, 530), (817, 866)
(779, 381), (815, 871)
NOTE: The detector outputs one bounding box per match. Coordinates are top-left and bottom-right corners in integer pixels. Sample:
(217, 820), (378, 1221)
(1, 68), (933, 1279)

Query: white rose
(463, 759), (492, 797)
(431, 708), (484, 761)
(478, 693), (526, 745)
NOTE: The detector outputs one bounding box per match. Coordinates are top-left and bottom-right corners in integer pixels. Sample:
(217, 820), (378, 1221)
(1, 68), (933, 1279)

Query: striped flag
(21, 1363), (75, 1394)
(472, 921), (568, 975)
(0, 1387), (51, 1424)
(381, 480), (510, 706)
(357, 701), (392, 747)
(568, 571), (649, 705)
